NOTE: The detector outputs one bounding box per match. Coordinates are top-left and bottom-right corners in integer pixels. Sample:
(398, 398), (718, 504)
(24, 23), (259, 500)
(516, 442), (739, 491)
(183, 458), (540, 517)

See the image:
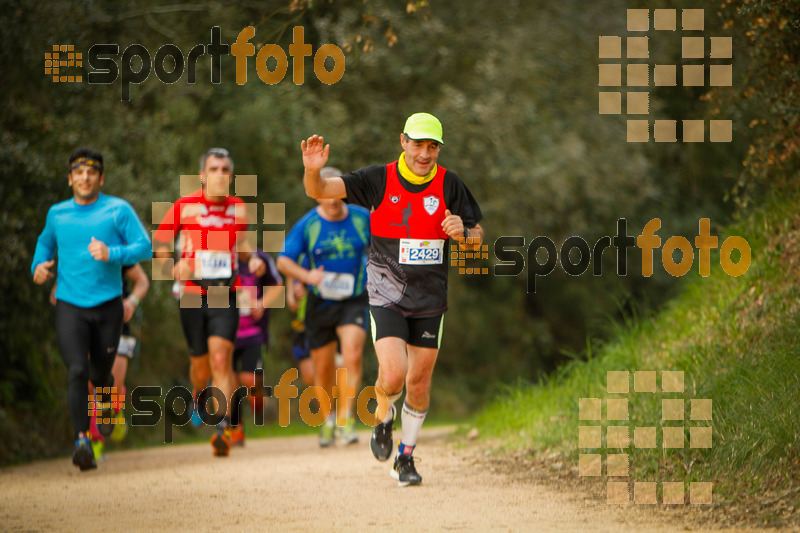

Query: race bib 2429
(399, 239), (445, 265)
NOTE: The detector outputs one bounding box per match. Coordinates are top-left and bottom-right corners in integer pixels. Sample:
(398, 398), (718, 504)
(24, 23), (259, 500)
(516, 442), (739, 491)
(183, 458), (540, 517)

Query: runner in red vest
(300, 113), (484, 486)
(153, 147), (265, 457)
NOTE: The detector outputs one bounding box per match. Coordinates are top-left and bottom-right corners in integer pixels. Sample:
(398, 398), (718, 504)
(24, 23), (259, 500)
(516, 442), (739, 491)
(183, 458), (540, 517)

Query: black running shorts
(56, 297), (124, 381)
(179, 291), (240, 356)
(233, 342), (262, 373)
(369, 305), (444, 349)
(305, 292), (369, 350)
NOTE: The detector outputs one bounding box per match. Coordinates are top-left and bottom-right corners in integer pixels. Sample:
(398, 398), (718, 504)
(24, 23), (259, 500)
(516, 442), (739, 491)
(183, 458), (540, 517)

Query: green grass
(474, 193), (800, 507)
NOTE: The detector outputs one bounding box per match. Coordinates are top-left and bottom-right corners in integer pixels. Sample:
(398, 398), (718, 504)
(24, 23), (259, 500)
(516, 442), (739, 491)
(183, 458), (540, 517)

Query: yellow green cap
(403, 113), (444, 145)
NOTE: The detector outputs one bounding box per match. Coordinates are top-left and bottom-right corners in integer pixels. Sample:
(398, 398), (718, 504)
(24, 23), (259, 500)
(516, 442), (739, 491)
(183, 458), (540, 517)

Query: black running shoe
(391, 454), (422, 487)
(370, 406), (394, 461)
(72, 435), (97, 471)
(96, 405), (115, 438)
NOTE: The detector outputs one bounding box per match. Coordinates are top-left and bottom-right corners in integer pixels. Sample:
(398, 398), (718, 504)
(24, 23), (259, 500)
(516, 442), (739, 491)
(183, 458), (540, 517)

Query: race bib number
(318, 272), (355, 300)
(198, 251), (232, 279)
(399, 239), (445, 265)
(117, 335), (137, 359)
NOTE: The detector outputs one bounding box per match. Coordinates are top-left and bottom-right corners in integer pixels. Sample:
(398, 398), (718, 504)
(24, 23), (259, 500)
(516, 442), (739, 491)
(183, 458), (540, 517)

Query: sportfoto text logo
(117, 368), (389, 442)
(579, 370), (714, 505)
(457, 218), (751, 292)
(598, 8), (734, 143)
(47, 26), (345, 101)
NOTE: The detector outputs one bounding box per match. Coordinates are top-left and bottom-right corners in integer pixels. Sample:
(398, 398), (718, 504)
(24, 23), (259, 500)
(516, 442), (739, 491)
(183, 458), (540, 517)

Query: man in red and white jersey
(153, 147), (264, 457)
(300, 114), (484, 486)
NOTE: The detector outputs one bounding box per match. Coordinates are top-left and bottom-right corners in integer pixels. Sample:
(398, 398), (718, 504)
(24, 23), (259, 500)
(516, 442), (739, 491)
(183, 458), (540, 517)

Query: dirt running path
(0, 427), (774, 532)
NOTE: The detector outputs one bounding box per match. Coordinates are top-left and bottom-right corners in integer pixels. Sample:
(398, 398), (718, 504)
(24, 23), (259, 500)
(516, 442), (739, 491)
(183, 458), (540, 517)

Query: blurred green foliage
(1, 0), (795, 463)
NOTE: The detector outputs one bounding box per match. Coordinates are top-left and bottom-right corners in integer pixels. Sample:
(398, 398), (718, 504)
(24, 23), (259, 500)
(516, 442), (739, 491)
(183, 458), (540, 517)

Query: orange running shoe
(210, 426), (231, 457)
(229, 425), (245, 447)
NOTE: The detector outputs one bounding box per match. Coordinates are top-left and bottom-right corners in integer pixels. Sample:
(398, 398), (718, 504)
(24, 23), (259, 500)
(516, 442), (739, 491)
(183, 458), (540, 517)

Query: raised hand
(301, 135), (330, 172)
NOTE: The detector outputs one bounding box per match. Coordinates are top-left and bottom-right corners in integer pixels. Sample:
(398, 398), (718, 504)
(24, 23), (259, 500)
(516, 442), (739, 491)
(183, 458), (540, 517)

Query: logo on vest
(423, 195), (440, 216)
(390, 195), (401, 203)
(390, 202), (413, 238)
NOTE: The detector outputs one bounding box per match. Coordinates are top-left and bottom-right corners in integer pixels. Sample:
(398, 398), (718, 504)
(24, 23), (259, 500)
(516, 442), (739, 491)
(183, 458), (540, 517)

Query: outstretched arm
(301, 135), (346, 199)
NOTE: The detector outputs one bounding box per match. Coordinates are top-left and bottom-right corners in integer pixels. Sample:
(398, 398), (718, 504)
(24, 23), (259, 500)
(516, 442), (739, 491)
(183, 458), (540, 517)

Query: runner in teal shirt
(31, 192), (151, 307)
(31, 148), (150, 471)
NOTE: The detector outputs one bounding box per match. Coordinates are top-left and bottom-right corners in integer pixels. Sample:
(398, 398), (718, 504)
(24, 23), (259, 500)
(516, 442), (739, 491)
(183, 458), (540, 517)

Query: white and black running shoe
(391, 454), (422, 487)
(370, 406), (395, 461)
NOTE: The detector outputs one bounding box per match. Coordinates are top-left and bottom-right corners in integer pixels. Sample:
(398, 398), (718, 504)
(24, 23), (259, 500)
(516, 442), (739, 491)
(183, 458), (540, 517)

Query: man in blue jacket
(31, 147), (151, 471)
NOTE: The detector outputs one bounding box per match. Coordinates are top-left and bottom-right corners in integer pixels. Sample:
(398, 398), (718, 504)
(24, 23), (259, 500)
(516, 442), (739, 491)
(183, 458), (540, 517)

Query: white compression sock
(399, 400), (428, 452)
